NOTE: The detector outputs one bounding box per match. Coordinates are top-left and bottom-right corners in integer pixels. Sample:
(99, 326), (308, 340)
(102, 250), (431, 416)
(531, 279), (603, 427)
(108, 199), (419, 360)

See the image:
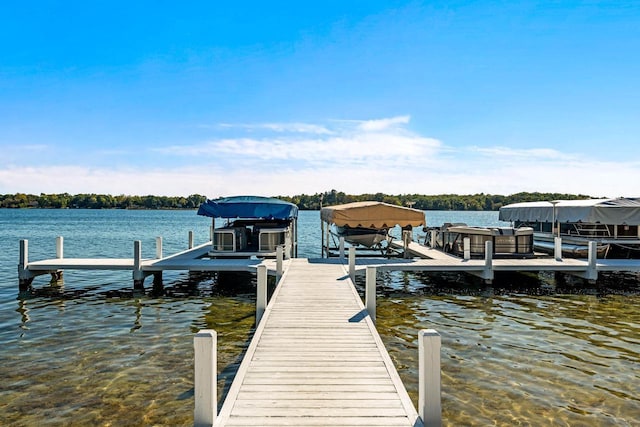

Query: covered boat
(320, 201), (425, 256)
(197, 196), (298, 258)
(425, 223), (534, 258)
(499, 198), (640, 258)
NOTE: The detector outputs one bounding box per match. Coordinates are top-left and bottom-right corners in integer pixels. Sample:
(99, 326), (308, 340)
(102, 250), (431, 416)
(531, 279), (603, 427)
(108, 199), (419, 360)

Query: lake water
(1, 209), (638, 426)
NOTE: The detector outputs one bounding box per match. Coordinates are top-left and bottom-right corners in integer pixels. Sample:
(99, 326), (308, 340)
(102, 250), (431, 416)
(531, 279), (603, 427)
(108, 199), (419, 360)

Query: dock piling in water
(348, 246), (356, 281)
(194, 329), (217, 427)
(18, 239), (32, 290)
(56, 236), (64, 259)
(133, 240), (145, 290)
(419, 329), (442, 427)
(256, 265), (267, 325)
(366, 265), (377, 324)
(155, 236), (163, 259)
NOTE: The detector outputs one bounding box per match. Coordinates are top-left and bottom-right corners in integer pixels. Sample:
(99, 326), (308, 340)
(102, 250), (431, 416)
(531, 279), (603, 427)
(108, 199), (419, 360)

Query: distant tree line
(277, 190), (593, 211)
(1, 190), (593, 210)
(0, 193), (207, 209)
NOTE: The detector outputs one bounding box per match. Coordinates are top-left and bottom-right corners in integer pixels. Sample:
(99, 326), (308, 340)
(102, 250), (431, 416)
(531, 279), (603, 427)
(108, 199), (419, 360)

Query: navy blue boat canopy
(197, 196), (298, 220)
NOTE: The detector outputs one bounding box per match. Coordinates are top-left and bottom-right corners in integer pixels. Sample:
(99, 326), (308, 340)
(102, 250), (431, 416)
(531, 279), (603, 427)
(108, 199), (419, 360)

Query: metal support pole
(133, 240), (145, 289)
(587, 241), (598, 281)
(419, 329), (442, 427)
(276, 246), (283, 281)
(348, 246), (356, 282)
(189, 230), (194, 249)
(321, 219), (325, 257)
(256, 265), (267, 325)
(19, 239), (29, 271)
(156, 236), (163, 259)
(483, 240), (493, 283)
(463, 237), (470, 260)
(554, 237), (562, 261)
(194, 330), (217, 427)
(18, 239), (34, 290)
(366, 266), (376, 324)
(339, 237), (345, 259)
(56, 236), (64, 259)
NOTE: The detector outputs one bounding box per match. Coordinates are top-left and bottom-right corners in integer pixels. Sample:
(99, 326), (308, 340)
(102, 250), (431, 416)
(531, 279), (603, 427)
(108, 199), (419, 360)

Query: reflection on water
(370, 271), (640, 427)
(1, 272), (277, 426)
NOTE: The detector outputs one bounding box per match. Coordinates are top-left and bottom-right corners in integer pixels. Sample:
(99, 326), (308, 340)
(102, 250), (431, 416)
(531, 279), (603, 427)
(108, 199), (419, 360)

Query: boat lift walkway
(210, 258), (423, 427)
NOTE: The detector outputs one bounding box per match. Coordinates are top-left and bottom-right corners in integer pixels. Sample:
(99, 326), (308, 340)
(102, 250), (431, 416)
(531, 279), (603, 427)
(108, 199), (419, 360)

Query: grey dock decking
(20, 237), (640, 290)
(213, 258), (422, 427)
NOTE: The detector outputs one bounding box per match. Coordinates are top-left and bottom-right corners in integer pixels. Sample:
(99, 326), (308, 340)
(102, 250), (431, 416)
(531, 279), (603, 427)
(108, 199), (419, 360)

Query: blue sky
(1, 1), (639, 198)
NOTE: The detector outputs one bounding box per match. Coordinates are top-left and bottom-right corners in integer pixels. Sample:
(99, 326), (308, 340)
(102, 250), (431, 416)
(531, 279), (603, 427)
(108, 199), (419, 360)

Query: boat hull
(533, 234), (610, 258)
(336, 226), (389, 248)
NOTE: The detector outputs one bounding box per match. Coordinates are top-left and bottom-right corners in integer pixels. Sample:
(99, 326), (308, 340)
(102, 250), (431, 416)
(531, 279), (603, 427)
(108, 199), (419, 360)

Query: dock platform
(213, 258), (422, 426)
(19, 237), (640, 291)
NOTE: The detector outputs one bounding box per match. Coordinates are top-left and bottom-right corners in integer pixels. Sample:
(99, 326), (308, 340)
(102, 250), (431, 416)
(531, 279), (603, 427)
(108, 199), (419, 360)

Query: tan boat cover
(320, 201), (425, 228)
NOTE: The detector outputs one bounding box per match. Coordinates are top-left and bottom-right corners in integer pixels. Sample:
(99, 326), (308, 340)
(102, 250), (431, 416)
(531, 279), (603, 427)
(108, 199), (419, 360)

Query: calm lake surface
(1, 209), (638, 426)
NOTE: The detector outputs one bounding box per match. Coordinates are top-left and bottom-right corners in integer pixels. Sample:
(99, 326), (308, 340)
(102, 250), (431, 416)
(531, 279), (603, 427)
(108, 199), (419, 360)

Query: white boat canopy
(320, 201), (425, 228)
(499, 198), (640, 225)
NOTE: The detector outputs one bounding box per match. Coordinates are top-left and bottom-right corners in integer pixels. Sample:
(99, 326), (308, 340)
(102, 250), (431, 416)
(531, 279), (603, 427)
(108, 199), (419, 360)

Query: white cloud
(470, 146), (566, 160)
(215, 122), (333, 134)
(1, 116), (639, 198)
(358, 115), (411, 132)
(155, 116), (441, 170)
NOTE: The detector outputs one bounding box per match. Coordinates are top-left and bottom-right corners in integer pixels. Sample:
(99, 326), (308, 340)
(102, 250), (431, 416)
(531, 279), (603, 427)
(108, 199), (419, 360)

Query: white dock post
(554, 237), (563, 261)
(276, 246), (283, 281)
(419, 329), (442, 427)
(156, 236), (163, 259)
(339, 236), (345, 259)
(366, 266), (376, 324)
(56, 236), (64, 259)
(348, 246), (356, 281)
(18, 239), (32, 290)
(483, 240), (494, 282)
(256, 265), (267, 325)
(587, 241), (598, 281)
(463, 237), (470, 260)
(194, 329), (217, 427)
(133, 240), (145, 289)
(20, 239), (29, 269)
(430, 229), (437, 248)
(189, 231), (194, 249)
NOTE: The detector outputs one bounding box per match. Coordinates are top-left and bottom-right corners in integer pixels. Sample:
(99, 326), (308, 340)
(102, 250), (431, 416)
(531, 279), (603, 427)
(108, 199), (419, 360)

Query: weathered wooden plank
(246, 365), (389, 373)
(224, 416), (413, 426)
(235, 391), (405, 400)
(247, 360), (386, 367)
(229, 406), (409, 417)
(232, 399), (404, 408)
(213, 259), (421, 427)
(237, 384), (398, 393)
(242, 376), (392, 385)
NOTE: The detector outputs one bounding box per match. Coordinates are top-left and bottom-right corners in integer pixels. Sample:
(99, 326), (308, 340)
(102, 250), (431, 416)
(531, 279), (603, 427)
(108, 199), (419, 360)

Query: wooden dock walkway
(213, 258), (422, 427)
